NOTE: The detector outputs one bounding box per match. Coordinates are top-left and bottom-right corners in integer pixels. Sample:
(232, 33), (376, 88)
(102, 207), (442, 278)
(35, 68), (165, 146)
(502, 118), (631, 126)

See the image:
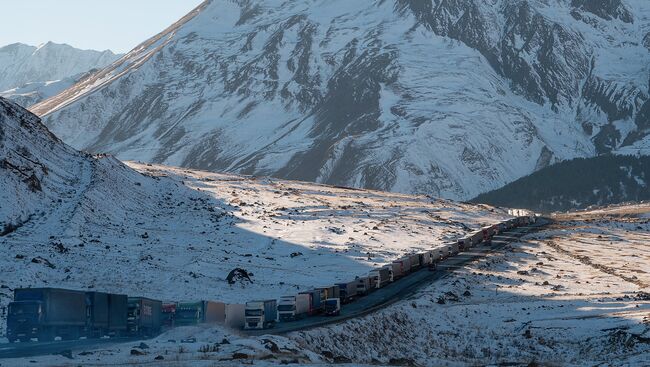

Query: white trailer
(277, 294), (310, 322)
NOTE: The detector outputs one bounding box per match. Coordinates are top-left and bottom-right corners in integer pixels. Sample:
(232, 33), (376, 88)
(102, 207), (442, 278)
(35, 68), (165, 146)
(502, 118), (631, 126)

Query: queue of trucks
(5, 215), (537, 340)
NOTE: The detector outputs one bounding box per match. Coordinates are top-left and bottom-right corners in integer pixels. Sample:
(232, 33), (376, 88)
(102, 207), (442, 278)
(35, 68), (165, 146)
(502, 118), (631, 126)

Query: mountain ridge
(33, 0), (650, 200)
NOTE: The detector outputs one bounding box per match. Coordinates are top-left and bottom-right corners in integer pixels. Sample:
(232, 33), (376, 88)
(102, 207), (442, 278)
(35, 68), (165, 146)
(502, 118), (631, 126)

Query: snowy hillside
(0, 70), (96, 108)
(6, 204), (649, 366)
(0, 42), (119, 105)
(474, 154), (650, 212)
(33, 0), (650, 200)
(0, 96), (510, 336)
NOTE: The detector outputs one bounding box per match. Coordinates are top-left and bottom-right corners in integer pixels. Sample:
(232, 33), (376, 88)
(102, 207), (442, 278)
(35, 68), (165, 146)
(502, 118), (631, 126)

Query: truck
(174, 301), (226, 326)
(392, 257), (411, 279)
(277, 294), (310, 321)
(107, 293), (128, 337)
(355, 276), (372, 296)
(323, 298), (341, 316)
(469, 230), (484, 246)
(481, 225), (496, 244)
(299, 289), (323, 315)
(85, 292), (109, 338)
(336, 281), (358, 304)
(162, 303), (177, 328)
(87, 292), (126, 338)
(7, 288), (87, 342)
(127, 297), (162, 337)
(419, 251), (433, 267)
(244, 300), (277, 330)
(368, 267), (392, 288)
(315, 286), (340, 301)
(225, 304), (245, 329)
(458, 237), (471, 250)
(409, 253), (421, 271)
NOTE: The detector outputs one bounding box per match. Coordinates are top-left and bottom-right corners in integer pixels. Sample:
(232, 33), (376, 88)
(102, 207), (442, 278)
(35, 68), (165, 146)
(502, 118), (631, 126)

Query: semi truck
(225, 304), (245, 329)
(127, 297), (162, 337)
(392, 257), (411, 279)
(7, 288), (87, 342)
(408, 254), (421, 271)
(323, 298), (341, 316)
(368, 267), (392, 288)
(299, 289), (323, 315)
(336, 281), (358, 304)
(315, 286), (340, 301)
(278, 294), (310, 321)
(244, 300), (277, 330)
(86, 292), (128, 338)
(174, 301), (226, 326)
(355, 276), (372, 295)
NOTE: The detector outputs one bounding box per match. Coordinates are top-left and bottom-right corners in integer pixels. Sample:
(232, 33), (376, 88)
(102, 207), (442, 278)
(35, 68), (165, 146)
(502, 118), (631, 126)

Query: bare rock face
(32, 0), (650, 200)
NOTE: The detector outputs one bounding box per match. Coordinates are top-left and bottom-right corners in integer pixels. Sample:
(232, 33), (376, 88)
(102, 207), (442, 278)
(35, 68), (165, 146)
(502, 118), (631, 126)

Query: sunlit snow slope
(33, 0), (650, 200)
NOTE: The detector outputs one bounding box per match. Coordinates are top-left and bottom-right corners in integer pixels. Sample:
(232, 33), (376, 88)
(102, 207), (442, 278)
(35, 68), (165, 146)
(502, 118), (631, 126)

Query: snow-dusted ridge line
(30, 0), (210, 116)
(33, 0), (650, 201)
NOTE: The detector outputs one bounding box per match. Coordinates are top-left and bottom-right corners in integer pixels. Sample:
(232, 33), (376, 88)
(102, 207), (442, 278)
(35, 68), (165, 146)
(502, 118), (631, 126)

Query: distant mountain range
(473, 154), (650, 212)
(28, 0), (650, 200)
(0, 42), (120, 107)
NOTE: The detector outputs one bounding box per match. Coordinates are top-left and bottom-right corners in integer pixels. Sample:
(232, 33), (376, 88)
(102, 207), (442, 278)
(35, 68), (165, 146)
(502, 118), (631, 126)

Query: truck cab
(244, 300), (277, 329)
(7, 301), (42, 342)
(323, 298), (341, 316)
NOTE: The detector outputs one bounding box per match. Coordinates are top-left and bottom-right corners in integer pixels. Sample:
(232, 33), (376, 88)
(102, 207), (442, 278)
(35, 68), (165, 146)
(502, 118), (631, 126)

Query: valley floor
(2, 204), (648, 366)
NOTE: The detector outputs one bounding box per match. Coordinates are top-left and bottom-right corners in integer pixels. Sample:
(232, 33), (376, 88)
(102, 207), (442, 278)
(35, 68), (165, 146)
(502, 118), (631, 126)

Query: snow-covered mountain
(33, 0), (650, 200)
(0, 69), (97, 108)
(0, 42), (119, 105)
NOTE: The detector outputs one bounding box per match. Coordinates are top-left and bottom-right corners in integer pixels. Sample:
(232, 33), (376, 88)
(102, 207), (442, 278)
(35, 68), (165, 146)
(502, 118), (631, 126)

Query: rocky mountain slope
(473, 154), (650, 212)
(0, 42), (119, 106)
(0, 96), (508, 336)
(33, 0), (650, 200)
(0, 69), (97, 108)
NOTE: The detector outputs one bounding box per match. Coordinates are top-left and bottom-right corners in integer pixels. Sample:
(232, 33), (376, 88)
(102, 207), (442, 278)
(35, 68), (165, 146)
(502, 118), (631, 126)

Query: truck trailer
(7, 288), (87, 342)
(225, 304), (245, 329)
(174, 301), (226, 326)
(368, 267), (392, 288)
(127, 297), (162, 337)
(315, 286), (340, 301)
(336, 281), (358, 304)
(298, 289), (323, 315)
(244, 300), (277, 330)
(278, 294), (310, 321)
(355, 276), (372, 295)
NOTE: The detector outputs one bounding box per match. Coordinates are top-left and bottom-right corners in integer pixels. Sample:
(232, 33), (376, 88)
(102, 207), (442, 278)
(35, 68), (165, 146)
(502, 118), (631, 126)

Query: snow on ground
(0, 157), (510, 337)
(289, 204), (650, 366)
(7, 204), (649, 366)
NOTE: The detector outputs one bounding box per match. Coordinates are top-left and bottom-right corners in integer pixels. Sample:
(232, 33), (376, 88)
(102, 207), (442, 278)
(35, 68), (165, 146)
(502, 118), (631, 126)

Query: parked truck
(392, 257), (411, 279)
(355, 276), (372, 295)
(7, 288), (87, 342)
(336, 281), (358, 304)
(277, 294), (310, 321)
(86, 291), (127, 338)
(299, 289), (323, 315)
(162, 303), (177, 328)
(127, 297), (162, 337)
(107, 293), (128, 337)
(323, 298), (341, 316)
(245, 300), (277, 330)
(225, 304), (245, 329)
(368, 267), (392, 288)
(174, 301), (226, 326)
(315, 286), (340, 301)
(409, 254), (421, 271)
